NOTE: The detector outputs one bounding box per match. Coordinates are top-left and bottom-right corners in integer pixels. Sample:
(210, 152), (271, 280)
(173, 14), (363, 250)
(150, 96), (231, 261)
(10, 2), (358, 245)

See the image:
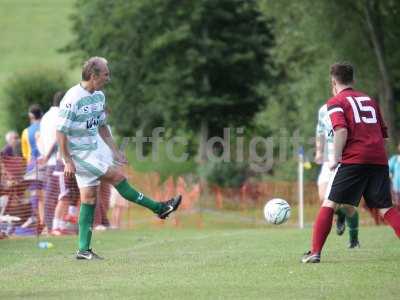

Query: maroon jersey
(327, 88), (388, 165)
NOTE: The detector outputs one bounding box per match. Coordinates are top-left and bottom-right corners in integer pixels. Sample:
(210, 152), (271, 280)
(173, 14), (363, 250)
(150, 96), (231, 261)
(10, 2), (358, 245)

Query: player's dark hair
(82, 57), (108, 81)
(28, 104), (43, 120)
(330, 62), (354, 85)
(53, 91), (65, 106)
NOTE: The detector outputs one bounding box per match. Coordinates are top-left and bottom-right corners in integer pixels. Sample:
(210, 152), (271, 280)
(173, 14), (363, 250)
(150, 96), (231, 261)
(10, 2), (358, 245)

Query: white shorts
(71, 149), (114, 188)
(317, 163), (334, 185)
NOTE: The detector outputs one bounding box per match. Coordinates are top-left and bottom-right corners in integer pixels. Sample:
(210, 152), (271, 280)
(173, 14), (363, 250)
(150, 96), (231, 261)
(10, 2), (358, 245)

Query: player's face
(93, 65), (110, 90)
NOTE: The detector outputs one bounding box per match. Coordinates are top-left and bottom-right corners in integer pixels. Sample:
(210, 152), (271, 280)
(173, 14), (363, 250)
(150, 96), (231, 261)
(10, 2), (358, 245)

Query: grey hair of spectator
(82, 57), (108, 81)
(5, 131), (19, 144)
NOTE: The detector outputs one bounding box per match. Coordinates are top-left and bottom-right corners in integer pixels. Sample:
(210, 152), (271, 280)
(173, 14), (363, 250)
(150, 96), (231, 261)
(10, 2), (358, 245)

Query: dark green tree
(328, 0), (400, 146)
(257, 0), (400, 148)
(65, 0), (275, 158)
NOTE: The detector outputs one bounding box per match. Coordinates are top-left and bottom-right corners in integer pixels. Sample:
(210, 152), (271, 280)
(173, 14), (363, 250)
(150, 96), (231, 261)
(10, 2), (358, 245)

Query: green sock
(115, 179), (162, 214)
(335, 207), (347, 222)
(346, 210), (359, 242)
(78, 203), (95, 251)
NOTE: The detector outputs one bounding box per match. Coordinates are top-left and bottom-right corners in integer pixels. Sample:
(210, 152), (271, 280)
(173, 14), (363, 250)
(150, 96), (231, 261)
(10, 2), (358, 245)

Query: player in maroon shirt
(302, 62), (400, 263)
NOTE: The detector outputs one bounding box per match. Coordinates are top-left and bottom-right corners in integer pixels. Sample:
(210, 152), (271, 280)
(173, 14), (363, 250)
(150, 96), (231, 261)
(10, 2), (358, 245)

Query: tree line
(6, 0), (399, 182)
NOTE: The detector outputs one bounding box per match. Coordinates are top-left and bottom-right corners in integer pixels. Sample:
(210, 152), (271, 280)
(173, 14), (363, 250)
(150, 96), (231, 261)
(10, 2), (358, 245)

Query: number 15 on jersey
(346, 96), (377, 124)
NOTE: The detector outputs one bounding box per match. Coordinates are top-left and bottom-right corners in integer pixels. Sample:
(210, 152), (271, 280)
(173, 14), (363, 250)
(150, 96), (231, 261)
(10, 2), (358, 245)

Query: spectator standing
(40, 92), (64, 231)
(20, 105), (45, 230)
(1, 131), (22, 157)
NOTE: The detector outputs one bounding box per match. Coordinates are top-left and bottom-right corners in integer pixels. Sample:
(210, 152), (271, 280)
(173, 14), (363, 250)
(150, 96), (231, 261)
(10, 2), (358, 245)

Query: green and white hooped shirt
(57, 84), (107, 154)
(316, 104), (334, 162)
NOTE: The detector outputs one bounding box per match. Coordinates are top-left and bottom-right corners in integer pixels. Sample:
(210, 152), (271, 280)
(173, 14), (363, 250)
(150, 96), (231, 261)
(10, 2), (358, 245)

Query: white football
(264, 198), (291, 225)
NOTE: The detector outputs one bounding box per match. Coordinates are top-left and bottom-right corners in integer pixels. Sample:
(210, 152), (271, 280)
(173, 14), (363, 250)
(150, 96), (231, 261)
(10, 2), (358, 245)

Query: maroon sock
(383, 207), (400, 238)
(311, 206), (335, 254)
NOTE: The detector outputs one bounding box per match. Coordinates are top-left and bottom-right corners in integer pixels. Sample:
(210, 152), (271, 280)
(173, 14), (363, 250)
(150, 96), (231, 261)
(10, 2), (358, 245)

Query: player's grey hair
(82, 56), (108, 81)
(5, 131), (18, 144)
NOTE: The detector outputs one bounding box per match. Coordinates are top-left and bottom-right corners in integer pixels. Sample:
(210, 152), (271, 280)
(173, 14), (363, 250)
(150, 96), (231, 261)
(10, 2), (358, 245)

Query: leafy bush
(4, 68), (68, 133)
(199, 161), (249, 188)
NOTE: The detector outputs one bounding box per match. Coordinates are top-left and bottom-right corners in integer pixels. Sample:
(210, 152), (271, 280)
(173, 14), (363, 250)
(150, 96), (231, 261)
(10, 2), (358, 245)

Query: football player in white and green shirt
(315, 104), (360, 248)
(56, 57), (182, 260)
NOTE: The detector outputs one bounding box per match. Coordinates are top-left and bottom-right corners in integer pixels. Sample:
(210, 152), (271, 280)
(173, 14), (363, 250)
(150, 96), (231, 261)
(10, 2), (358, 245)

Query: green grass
(0, 0), (77, 140)
(1, 226), (399, 299)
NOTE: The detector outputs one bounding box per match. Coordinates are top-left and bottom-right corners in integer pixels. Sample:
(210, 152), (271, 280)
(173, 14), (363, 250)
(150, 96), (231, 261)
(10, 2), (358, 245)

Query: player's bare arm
(98, 125), (127, 164)
(330, 127), (347, 170)
(56, 130), (76, 177)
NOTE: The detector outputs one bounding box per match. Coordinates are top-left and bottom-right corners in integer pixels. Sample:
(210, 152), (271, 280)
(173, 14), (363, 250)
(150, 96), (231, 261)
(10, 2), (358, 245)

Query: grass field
(1, 226), (399, 299)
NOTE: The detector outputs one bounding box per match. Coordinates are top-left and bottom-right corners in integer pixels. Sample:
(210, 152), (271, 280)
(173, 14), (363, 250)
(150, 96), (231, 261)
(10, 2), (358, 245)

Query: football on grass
(263, 198), (291, 225)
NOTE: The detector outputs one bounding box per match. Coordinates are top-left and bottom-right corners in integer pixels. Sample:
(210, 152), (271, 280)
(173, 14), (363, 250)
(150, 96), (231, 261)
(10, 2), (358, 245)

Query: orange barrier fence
(0, 156), (386, 238)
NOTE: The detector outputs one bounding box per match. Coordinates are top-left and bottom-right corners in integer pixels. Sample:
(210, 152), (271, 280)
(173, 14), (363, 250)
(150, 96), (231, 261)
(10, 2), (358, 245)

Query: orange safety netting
(0, 156), (387, 239)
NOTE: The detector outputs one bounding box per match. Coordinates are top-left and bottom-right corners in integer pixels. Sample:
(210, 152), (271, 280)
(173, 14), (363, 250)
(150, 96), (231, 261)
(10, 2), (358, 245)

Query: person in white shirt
(41, 92), (80, 234)
(41, 91), (64, 232)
